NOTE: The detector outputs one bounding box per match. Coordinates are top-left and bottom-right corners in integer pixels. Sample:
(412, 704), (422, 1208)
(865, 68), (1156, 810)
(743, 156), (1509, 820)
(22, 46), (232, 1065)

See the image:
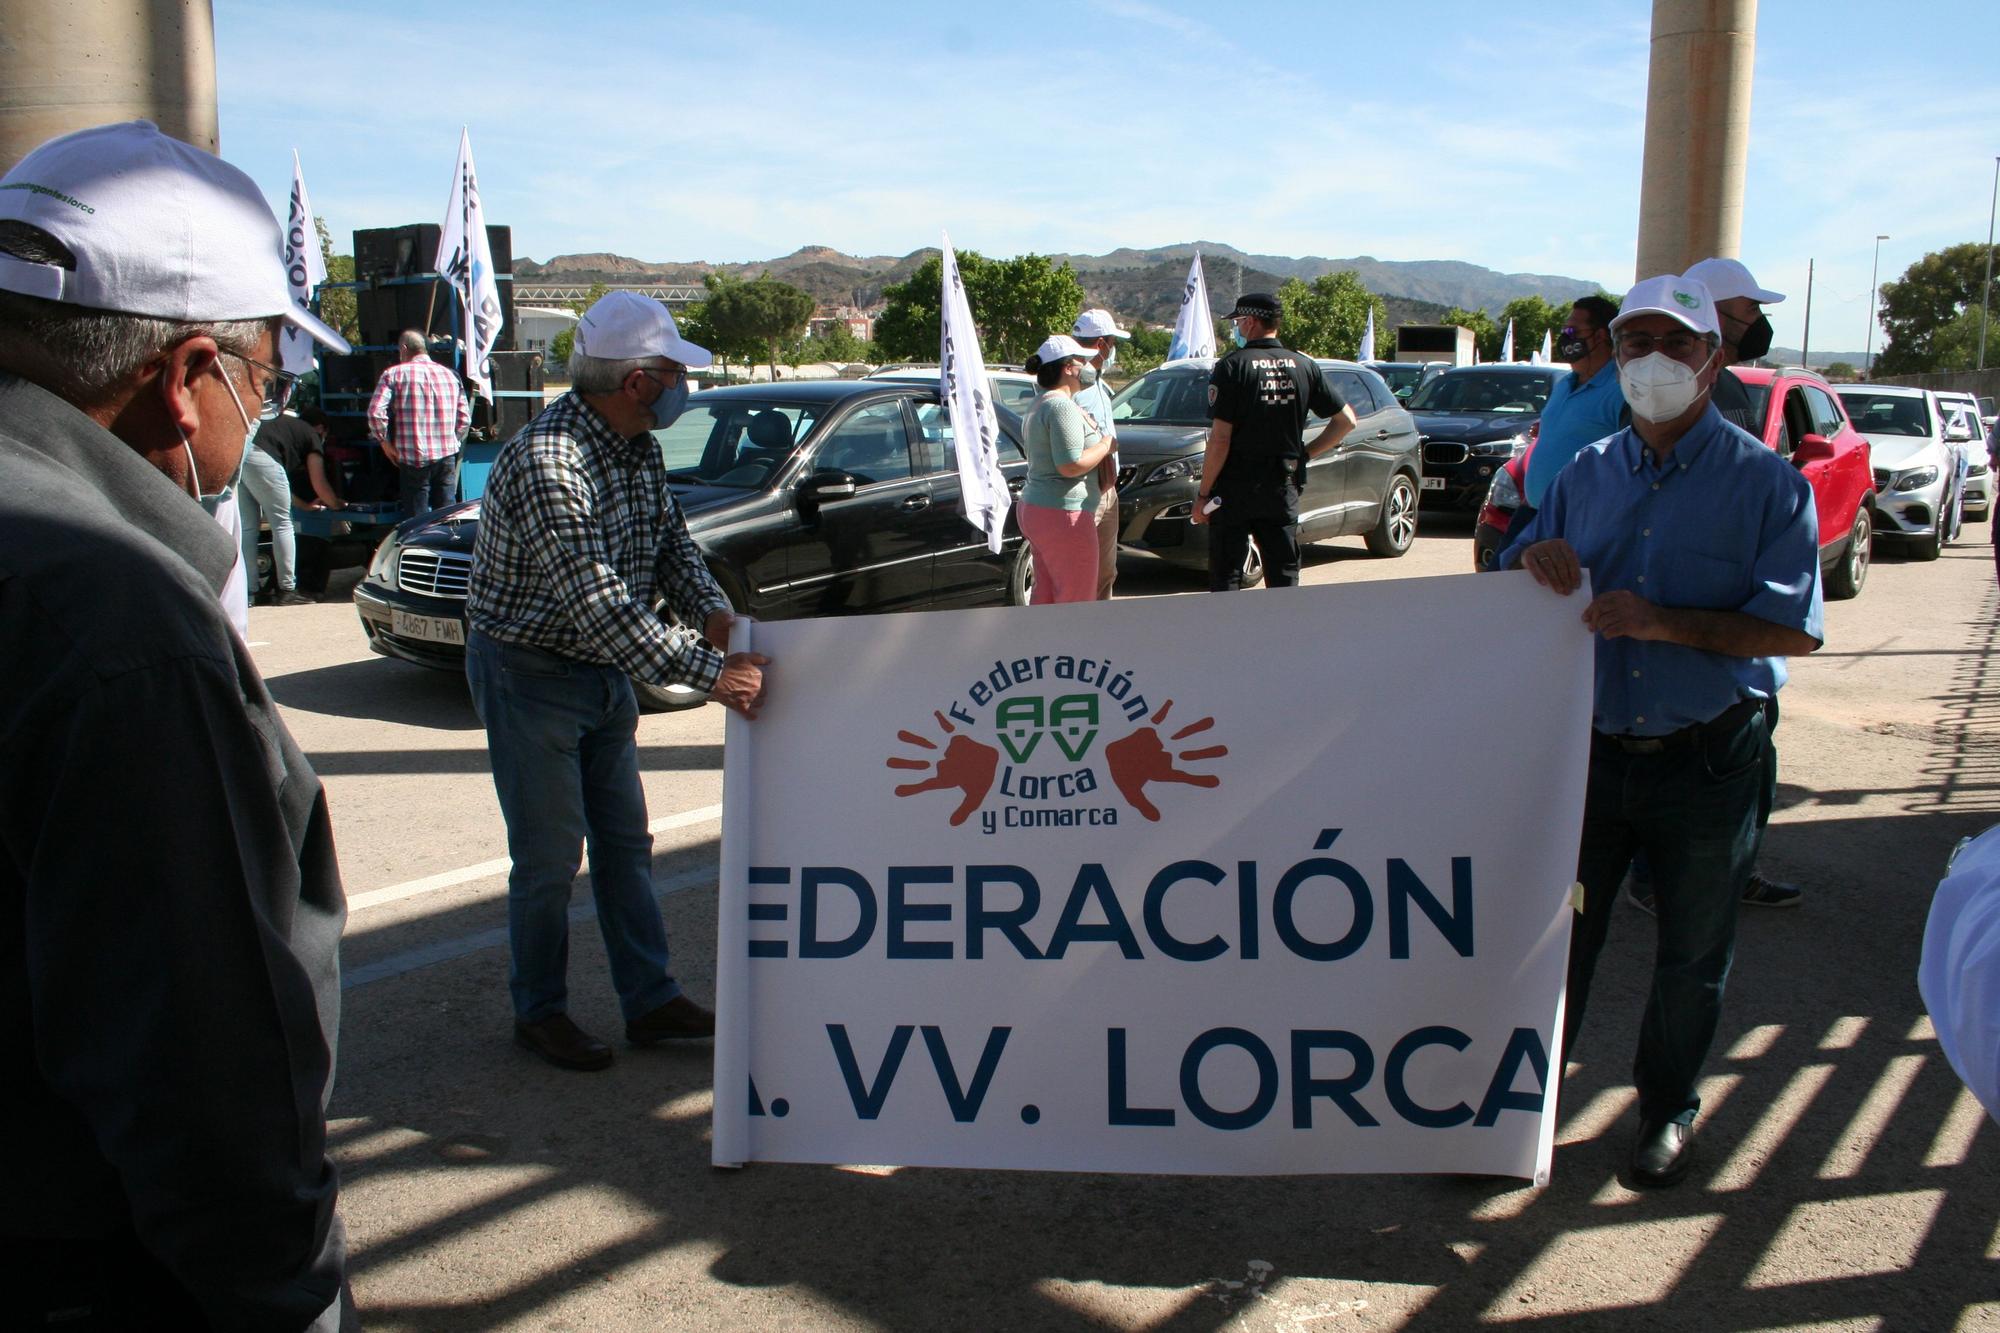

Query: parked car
(1934, 391), (1990, 521)
(1834, 384), (1959, 561)
(1408, 364), (1566, 510)
(355, 381), (1034, 708)
(1472, 367), (1876, 599)
(1727, 366), (1875, 599)
(866, 364), (1039, 417)
(1108, 358), (1422, 586)
(1362, 360), (1444, 404)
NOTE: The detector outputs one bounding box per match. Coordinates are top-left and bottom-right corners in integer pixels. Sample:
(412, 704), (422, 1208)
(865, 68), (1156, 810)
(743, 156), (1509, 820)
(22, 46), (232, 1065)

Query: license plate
(1421, 477), (1446, 491)
(392, 609), (465, 645)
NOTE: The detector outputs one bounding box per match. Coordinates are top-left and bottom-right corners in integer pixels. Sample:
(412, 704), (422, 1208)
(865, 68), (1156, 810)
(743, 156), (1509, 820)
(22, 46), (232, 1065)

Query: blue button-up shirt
(1524, 358), (1626, 507)
(1501, 404), (1824, 736)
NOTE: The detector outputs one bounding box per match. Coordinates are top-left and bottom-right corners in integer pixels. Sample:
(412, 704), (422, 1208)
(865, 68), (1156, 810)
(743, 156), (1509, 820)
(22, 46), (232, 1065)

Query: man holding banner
(1504, 274), (1822, 1186)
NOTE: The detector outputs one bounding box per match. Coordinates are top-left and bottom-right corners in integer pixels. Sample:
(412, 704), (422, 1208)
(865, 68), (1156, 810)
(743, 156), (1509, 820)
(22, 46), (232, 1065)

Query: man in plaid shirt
(466, 291), (769, 1072)
(367, 329), (469, 519)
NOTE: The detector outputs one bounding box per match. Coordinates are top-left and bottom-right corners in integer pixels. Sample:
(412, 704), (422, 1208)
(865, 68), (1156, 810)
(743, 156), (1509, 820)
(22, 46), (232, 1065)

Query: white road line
(343, 867), (714, 990)
(345, 803), (723, 912)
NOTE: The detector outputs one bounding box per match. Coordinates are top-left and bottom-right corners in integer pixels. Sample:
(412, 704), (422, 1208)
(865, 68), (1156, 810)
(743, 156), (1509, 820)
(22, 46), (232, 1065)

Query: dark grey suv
(1110, 358), (1423, 586)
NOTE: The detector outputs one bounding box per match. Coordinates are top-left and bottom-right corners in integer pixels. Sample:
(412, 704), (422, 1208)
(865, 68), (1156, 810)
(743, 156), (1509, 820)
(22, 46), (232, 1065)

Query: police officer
(1190, 292), (1357, 589)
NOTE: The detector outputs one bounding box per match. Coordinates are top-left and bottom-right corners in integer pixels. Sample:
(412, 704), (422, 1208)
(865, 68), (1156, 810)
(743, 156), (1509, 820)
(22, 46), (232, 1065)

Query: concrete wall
(1873, 369), (2000, 404)
(0, 0), (217, 173)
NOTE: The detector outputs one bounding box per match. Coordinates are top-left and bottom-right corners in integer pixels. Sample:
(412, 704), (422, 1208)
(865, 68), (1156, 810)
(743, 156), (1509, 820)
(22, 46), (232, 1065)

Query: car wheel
(1365, 472), (1419, 557)
(1909, 506), (1943, 561)
(1825, 507), (1870, 600)
(1007, 541), (1034, 605)
(633, 678), (710, 713)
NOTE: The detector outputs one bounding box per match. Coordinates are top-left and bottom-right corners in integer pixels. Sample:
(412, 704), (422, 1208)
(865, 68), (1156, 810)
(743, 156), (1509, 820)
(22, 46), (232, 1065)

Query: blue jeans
(1564, 702), (1768, 1124)
(465, 630), (680, 1024)
(236, 446), (296, 593)
(398, 452), (460, 520)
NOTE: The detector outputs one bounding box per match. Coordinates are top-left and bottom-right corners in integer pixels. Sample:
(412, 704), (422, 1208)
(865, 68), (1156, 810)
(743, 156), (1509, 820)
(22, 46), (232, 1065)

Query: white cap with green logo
(1610, 275), (1721, 340)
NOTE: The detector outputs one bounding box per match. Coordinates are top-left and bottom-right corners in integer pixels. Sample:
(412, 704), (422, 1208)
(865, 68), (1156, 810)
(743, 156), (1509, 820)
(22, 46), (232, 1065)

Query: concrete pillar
(1634, 0), (1756, 280)
(0, 0), (218, 175)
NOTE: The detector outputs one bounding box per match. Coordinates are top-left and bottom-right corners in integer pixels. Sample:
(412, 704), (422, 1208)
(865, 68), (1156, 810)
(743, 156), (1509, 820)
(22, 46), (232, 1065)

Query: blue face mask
(648, 375), (690, 430)
(1231, 326), (1248, 349)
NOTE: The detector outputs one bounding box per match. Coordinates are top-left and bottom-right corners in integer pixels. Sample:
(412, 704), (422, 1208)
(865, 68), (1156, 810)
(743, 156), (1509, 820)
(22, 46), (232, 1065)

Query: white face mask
(1618, 348), (1714, 424)
(179, 361), (258, 501)
(1101, 345), (1116, 372)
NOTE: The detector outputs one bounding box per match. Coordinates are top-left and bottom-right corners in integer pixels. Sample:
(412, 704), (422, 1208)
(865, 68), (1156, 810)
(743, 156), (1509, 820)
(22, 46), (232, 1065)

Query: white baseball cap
(0, 120), (349, 352)
(1610, 275), (1721, 340)
(1070, 308), (1130, 340)
(1032, 334), (1098, 365)
(575, 290), (712, 369)
(1682, 257), (1785, 305)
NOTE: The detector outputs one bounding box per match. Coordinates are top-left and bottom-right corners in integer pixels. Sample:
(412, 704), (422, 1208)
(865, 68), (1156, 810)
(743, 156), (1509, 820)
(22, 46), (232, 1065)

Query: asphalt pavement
(254, 514), (2000, 1331)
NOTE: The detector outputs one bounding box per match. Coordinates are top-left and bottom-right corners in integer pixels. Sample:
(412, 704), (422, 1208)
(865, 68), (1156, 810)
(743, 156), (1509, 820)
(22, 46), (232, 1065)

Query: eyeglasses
(638, 365), (684, 389)
(219, 349), (298, 414)
(1615, 330), (1709, 359)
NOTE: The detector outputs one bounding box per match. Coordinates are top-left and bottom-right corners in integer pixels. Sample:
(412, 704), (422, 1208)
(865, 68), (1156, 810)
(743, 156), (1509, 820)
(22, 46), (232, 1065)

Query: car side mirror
(1792, 432), (1836, 465)
(1944, 422), (1973, 443)
(800, 472), (858, 503)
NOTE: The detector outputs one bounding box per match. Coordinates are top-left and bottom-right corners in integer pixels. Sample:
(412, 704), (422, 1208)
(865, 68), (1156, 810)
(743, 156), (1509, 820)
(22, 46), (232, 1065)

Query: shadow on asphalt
(325, 565), (2000, 1331)
(267, 656), (485, 731)
(304, 742), (722, 779)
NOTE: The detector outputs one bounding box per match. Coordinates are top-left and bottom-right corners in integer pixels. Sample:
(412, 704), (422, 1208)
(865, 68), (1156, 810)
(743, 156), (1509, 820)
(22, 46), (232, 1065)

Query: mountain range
(513, 242), (1615, 327)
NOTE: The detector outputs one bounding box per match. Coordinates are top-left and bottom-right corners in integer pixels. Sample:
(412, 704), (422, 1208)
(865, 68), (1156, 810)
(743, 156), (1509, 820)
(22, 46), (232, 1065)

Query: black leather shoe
(514, 1014), (614, 1071)
(1631, 1118), (1695, 1186)
(626, 995), (716, 1045)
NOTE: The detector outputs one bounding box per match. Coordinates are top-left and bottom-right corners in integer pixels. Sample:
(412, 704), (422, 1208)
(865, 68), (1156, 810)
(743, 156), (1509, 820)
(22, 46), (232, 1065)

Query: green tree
(1875, 242), (1991, 374)
(705, 272), (815, 379)
(549, 325), (574, 367)
(1820, 360), (1858, 381)
(874, 251), (1086, 364)
(1275, 271), (1387, 359)
(313, 218), (357, 344)
(1441, 306), (1502, 360)
(1121, 323), (1174, 376)
(1496, 295), (1570, 361)
(566, 281), (610, 314)
(793, 318), (870, 364)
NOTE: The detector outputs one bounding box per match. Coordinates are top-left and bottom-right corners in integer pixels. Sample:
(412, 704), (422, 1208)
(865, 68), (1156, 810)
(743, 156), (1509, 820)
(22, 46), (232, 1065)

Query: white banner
(1534, 328), (1552, 365)
(1358, 307), (1377, 363)
(278, 150), (329, 380)
(1500, 319), (1515, 363)
(714, 573), (1593, 1182)
(435, 128), (503, 398)
(938, 232), (1009, 553)
(1168, 253), (1216, 361)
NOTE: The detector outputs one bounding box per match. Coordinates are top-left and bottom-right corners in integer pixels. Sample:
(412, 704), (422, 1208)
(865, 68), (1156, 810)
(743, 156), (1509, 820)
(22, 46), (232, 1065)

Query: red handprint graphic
(887, 711), (1000, 826)
(1103, 700), (1227, 821)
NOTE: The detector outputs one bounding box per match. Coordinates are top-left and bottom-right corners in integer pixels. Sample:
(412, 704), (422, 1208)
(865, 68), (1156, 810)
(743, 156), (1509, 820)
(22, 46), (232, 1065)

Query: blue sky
(215, 1), (1999, 356)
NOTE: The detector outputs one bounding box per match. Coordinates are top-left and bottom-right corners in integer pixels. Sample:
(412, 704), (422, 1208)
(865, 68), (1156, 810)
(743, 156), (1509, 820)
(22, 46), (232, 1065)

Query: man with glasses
(368, 327), (470, 519)
(466, 290), (770, 1072)
(1502, 275), (1823, 1187)
(0, 120), (355, 1327)
(1070, 308), (1131, 599)
(1516, 295), (1626, 530)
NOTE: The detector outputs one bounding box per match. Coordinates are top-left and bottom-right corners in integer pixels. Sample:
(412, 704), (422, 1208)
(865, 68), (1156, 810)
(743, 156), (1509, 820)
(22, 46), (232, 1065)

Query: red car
(1473, 368), (1874, 599)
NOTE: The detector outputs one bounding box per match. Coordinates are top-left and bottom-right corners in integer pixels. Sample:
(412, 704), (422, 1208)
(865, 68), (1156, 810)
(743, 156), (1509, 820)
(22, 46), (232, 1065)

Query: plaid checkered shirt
(367, 354), (470, 466)
(466, 391), (729, 690)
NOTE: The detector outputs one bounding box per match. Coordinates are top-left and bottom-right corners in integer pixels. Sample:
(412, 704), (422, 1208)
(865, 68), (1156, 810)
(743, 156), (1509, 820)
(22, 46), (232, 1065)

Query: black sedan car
(1408, 364), (1566, 511)
(1109, 358), (1423, 586)
(355, 380), (1033, 707)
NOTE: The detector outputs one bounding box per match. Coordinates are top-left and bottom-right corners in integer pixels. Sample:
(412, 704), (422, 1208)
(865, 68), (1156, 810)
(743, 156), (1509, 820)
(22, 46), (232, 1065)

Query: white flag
(278, 151), (329, 379)
(939, 233), (1010, 553)
(1168, 253), (1217, 361)
(1500, 318), (1515, 363)
(1358, 306), (1377, 362)
(435, 128), (504, 398)
(1534, 328), (1552, 365)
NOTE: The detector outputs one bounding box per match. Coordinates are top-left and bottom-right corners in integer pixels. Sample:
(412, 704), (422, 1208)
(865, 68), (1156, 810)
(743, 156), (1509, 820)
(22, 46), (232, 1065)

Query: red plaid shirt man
(367, 352), (469, 466)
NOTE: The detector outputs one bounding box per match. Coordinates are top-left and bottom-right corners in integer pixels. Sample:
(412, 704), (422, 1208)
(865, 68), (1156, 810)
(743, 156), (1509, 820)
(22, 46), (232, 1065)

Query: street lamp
(1980, 156), (1998, 371)
(1865, 234), (1889, 376)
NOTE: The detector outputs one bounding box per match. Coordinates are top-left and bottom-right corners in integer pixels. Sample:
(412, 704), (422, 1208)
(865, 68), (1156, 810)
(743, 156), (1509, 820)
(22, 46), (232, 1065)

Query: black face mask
(1734, 313), (1774, 361)
(1556, 326), (1594, 362)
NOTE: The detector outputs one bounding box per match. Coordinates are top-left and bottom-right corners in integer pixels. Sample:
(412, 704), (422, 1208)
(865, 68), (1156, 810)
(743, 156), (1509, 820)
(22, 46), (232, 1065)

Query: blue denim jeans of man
(236, 446), (296, 593)
(398, 452), (460, 521)
(1563, 702), (1768, 1125)
(465, 629), (681, 1024)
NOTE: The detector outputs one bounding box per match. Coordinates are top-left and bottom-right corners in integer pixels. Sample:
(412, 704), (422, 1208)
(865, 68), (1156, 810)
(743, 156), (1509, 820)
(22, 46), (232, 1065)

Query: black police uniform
(1204, 338), (1343, 588)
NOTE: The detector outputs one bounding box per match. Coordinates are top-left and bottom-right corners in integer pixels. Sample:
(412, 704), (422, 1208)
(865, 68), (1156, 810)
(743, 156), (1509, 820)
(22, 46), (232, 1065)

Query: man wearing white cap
(1620, 258), (1805, 915)
(466, 289), (769, 1072)
(1502, 274), (1823, 1186)
(1070, 308), (1130, 599)
(0, 122), (353, 1326)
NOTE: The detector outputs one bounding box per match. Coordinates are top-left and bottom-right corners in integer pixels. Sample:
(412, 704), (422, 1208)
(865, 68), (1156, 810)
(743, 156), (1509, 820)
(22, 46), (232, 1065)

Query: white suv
(1834, 384), (1959, 561)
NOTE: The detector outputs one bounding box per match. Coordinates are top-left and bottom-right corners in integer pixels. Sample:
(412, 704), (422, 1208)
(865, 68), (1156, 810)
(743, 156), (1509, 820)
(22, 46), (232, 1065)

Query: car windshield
(651, 402), (824, 487)
(1835, 392), (1931, 437)
(1111, 369), (1212, 425)
(1407, 371), (1554, 414)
